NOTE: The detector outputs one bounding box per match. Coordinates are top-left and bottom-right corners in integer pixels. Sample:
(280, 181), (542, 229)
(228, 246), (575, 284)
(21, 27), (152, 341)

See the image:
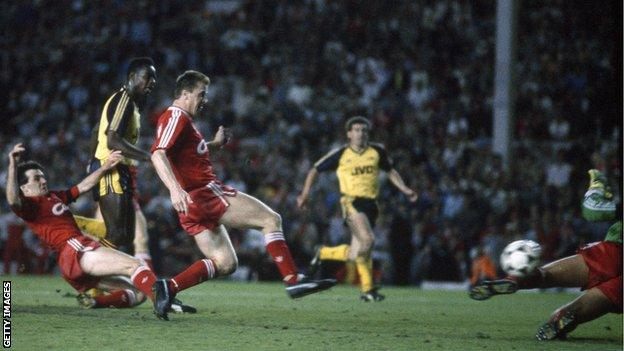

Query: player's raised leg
(312, 244), (350, 267)
(529, 255), (589, 288)
(470, 254), (589, 301)
(308, 243), (351, 278)
(219, 192), (336, 297)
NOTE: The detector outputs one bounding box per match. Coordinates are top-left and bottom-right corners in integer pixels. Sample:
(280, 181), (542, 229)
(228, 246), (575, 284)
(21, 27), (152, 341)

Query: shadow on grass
(13, 305), (152, 321)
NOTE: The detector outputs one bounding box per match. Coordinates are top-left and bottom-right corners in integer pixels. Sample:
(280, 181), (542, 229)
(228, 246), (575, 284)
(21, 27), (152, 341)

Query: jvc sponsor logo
(350, 165), (374, 175)
(2, 281), (10, 348)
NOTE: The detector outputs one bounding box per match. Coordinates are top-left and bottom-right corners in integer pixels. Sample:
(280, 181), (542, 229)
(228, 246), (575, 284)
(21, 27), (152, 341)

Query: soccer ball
(500, 240), (542, 277)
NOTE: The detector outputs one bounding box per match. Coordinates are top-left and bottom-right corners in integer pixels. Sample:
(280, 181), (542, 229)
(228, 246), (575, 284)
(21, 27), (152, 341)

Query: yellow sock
(355, 256), (373, 292)
(319, 244), (349, 261)
(345, 260), (357, 285)
(73, 215), (107, 240)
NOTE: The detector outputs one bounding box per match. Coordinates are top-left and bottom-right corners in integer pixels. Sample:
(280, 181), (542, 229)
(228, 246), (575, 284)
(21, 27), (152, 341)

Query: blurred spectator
(469, 245), (497, 287)
(0, 1), (620, 285)
(0, 213), (30, 274)
(546, 150), (573, 189)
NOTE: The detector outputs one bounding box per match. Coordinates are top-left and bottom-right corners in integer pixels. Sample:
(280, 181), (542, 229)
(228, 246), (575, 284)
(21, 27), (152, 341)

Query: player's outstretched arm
(76, 150), (123, 195)
(106, 130), (151, 161)
(151, 149), (193, 214)
(297, 168), (318, 209)
(387, 168), (418, 202)
(6, 143), (26, 209)
(207, 125), (231, 151)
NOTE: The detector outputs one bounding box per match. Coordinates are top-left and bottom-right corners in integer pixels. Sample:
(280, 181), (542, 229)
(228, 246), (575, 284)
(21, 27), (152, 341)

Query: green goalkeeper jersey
(581, 189), (616, 222)
(581, 177), (621, 244)
(604, 221), (622, 244)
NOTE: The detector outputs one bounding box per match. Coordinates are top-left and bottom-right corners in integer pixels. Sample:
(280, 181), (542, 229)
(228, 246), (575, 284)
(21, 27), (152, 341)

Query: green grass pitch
(5, 275), (622, 350)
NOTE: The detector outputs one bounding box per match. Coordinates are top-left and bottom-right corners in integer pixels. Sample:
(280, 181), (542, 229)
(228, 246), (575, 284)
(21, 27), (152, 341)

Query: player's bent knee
(262, 211), (282, 231)
(356, 248), (372, 258)
(214, 254), (238, 276)
(358, 236), (374, 252)
(125, 258), (145, 276)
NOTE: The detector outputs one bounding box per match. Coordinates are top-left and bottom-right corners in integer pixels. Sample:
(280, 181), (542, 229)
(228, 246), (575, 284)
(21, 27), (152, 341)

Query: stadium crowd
(0, 1), (620, 286)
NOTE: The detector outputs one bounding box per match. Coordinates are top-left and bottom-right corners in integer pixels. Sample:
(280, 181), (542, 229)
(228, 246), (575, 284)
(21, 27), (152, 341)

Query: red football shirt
(11, 187), (82, 252)
(151, 106), (218, 191)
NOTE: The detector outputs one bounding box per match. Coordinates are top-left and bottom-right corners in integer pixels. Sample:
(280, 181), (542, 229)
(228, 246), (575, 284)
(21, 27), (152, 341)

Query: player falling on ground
(297, 116), (418, 302)
(72, 209), (197, 314)
(5, 143), (168, 316)
(149, 70), (336, 320)
(470, 169), (622, 340)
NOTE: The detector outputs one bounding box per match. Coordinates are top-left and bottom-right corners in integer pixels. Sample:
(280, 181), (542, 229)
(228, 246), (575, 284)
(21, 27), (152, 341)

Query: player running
(5, 144), (169, 317)
(469, 169), (622, 340)
(297, 116), (418, 301)
(149, 70), (336, 320)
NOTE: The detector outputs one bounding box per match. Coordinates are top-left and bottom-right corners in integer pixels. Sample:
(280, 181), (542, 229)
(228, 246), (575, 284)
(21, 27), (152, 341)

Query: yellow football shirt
(314, 143), (393, 199)
(94, 88), (140, 166)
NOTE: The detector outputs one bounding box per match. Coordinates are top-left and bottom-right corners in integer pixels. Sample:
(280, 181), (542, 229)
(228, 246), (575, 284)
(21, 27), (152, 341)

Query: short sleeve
(314, 147), (345, 172)
(151, 110), (189, 152)
(53, 186), (80, 204)
(371, 143), (393, 171)
(106, 90), (134, 134)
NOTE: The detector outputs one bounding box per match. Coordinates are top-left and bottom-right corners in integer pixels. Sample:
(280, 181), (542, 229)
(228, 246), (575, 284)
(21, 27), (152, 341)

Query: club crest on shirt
(197, 139), (209, 154)
(52, 203), (70, 216)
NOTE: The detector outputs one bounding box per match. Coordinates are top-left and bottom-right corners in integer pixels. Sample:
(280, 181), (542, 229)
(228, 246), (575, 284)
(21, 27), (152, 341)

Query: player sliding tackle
(5, 144), (169, 317)
(149, 70), (336, 320)
(470, 169), (622, 340)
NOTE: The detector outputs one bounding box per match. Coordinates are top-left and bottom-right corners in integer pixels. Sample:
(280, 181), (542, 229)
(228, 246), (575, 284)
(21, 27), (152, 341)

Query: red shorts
(579, 241), (623, 311)
(178, 181), (237, 235)
(57, 236), (102, 293)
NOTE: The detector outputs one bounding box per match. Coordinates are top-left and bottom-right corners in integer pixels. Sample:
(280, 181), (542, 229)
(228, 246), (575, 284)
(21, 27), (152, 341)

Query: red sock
(135, 253), (154, 271)
(169, 258), (216, 294)
(264, 232), (299, 285)
(94, 290), (136, 308)
(130, 266), (156, 300)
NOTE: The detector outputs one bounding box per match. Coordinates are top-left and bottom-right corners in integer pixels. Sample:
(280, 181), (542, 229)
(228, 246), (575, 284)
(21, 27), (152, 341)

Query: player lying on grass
(6, 143), (169, 317)
(470, 169), (622, 340)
